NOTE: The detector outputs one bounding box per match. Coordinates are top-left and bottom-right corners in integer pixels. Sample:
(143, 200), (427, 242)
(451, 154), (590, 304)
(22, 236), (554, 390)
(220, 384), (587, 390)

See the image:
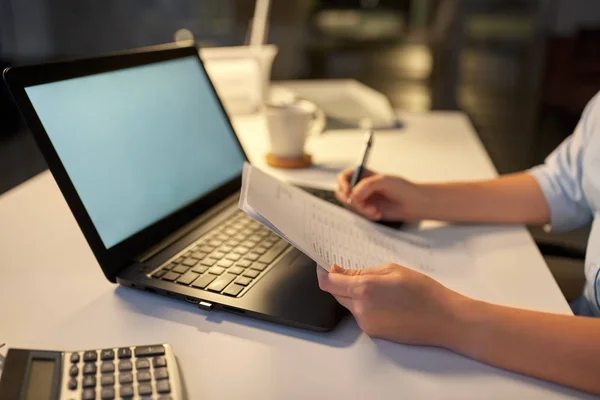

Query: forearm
(446, 299), (600, 394)
(418, 173), (549, 225)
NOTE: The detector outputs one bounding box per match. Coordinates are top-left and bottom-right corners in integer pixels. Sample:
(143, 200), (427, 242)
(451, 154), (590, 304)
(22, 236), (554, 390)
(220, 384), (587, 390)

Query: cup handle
(309, 106), (326, 136)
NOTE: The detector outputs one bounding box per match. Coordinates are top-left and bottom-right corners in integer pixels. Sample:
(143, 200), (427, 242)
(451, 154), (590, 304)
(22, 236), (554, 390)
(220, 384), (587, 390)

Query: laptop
(3, 44), (346, 331)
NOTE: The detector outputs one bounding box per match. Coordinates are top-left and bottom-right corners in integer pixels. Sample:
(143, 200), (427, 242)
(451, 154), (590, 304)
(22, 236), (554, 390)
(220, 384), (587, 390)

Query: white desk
(0, 109), (592, 399)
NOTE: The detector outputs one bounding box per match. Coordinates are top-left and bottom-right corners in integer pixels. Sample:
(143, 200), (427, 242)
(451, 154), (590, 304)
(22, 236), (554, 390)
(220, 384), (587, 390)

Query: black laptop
(3, 44), (345, 331)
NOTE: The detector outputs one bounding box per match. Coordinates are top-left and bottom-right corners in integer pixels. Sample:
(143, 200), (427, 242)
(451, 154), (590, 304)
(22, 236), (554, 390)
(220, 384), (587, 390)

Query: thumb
(330, 264), (364, 276)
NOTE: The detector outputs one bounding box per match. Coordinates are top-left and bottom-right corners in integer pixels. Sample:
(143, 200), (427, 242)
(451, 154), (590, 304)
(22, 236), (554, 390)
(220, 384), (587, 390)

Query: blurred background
(1, 0), (599, 296)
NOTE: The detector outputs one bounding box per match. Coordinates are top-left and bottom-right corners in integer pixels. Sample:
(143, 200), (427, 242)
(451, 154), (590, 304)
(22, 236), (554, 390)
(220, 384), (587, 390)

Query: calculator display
(25, 359), (55, 400)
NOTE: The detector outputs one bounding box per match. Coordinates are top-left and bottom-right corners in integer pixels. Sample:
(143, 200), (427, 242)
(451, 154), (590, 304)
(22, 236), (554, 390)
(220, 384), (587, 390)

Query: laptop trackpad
(230, 249), (346, 331)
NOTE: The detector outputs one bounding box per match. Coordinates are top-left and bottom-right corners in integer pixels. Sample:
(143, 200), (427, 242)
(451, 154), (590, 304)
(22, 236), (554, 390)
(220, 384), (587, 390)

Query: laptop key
(233, 246), (250, 255)
(223, 283), (244, 297)
(162, 271), (181, 282)
(208, 239), (222, 247)
(243, 269), (260, 279)
(258, 241), (288, 264)
(208, 266), (225, 275)
(219, 245), (234, 253)
(225, 253), (241, 261)
(228, 267), (244, 275)
(207, 273), (236, 292)
(236, 260), (252, 268)
(191, 265), (208, 274)
(191, 251), (207, 260)
(177, 271), (200, 285)
(226, 239), (241, 247)
(253, 247), (267, 255)
(191, 274), (217, 289)
(199, 245), (215, 253)
(175, 257), (184, 263)
(250, 262), (268, 272)
(172, 264), (190, 274)
(181, 258), (198, 267)
(235, 276), (252, 286)
(217, 259), (233, 268)
(210, 251), (227, 259)
(152, 269), (167, 278)
(163, 262), (176, 271)
(245, 253), (259, 262)
(201, 258), (217, 267)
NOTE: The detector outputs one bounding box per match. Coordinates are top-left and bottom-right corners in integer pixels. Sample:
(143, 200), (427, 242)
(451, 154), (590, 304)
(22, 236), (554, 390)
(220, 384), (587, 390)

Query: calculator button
(100, 375), (114, 386)
(82, 375), (96, 388)
(156, 380), (171, 394)
(119, 385), (134, 398)
(154, 367), (169, 380)
(134, 345), (165, 357)
(83, 363), (97, 375)
(68, 377), (77, 390)
(118, 360), (133, 371)
(153, 356), (167, 368)
(117, 347), (132, 359)
(138, 383), (153, 396)
(100, 349), (114, 360)
(82, 388), (96, 400)
(137, 371), (151, 382)
(83, 350), (98, 362)
(119, 372), (133, 384)
(100, 387), (115, 399)
(70, 352), (80, 363)
(135, 359), (150, 369)
(100, 361), (114, 373)
(69, 365), (79, 377)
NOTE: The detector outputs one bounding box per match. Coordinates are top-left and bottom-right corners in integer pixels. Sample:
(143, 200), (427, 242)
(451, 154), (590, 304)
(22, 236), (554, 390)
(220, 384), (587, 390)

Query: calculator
(0, 344), (185, 400)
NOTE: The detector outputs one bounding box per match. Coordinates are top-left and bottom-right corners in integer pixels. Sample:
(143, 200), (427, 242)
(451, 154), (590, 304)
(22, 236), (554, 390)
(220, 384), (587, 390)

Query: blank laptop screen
(25, 56), (246, 248)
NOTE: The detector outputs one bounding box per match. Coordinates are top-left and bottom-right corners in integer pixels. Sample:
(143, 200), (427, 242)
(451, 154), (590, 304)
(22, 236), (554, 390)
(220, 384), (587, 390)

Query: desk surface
(0, 108), (591, 399)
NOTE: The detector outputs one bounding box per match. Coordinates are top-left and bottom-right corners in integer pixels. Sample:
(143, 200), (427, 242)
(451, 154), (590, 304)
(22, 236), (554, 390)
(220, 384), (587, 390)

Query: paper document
(239, 163), (469, 277)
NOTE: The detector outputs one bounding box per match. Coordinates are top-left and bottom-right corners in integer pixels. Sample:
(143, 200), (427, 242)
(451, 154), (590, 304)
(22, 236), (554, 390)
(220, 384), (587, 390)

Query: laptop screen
(25, 56), (246, 249)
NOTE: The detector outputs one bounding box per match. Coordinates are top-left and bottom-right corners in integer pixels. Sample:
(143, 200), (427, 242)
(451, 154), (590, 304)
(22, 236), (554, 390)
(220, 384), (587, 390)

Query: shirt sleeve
(528, 94), (599, 232)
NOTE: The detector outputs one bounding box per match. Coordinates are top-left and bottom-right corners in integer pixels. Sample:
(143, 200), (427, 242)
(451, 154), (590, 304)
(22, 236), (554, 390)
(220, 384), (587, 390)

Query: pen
(349, 130), (374, 190)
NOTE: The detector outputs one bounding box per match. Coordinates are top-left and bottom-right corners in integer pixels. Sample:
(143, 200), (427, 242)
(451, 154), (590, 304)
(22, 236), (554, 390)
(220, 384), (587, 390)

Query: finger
(318, 264), (363, 297)
(350, 200), (382, 220)
(335, 187), (350, 205)
(332, 294), (354, 312)
(337, 169), (354, 196)
(337, 263), (396, 276)
(350, 176), (389, 204)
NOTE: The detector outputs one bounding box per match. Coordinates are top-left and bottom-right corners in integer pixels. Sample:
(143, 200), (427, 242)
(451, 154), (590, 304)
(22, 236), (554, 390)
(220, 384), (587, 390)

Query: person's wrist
(408, 183), (437, 220)
(437, 293), (483, 352)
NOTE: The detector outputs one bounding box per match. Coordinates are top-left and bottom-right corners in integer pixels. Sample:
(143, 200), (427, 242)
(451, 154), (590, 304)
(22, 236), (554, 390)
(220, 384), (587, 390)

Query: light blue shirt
(529, 92), (600, 317)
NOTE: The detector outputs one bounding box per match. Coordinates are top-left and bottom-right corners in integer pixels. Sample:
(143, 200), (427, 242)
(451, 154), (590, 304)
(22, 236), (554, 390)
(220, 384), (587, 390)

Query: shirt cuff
(528, 165), (570, 233)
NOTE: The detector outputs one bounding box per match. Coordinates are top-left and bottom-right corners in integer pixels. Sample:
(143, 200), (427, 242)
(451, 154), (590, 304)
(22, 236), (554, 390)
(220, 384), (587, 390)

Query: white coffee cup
(265, 99), (325, 159)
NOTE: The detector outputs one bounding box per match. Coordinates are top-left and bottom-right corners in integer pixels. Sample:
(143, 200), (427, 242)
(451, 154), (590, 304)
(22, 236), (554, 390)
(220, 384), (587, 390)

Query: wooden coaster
(265, 153), (312, 169)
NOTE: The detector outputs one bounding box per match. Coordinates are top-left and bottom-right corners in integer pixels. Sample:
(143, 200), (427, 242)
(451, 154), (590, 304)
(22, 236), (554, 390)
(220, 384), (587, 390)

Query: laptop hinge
(135, 194), (239, 263)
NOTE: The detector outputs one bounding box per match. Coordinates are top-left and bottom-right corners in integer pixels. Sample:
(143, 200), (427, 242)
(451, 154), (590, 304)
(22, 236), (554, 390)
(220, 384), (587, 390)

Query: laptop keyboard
(150, 211), (288, 297)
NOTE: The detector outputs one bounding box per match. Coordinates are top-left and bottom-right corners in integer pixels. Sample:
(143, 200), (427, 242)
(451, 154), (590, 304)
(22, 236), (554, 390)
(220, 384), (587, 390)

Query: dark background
(1, 0), (599, 297)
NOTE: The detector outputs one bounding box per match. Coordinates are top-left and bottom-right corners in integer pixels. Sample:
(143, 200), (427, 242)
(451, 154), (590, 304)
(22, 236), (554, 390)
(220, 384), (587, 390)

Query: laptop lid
(3, 44), (248, 282)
